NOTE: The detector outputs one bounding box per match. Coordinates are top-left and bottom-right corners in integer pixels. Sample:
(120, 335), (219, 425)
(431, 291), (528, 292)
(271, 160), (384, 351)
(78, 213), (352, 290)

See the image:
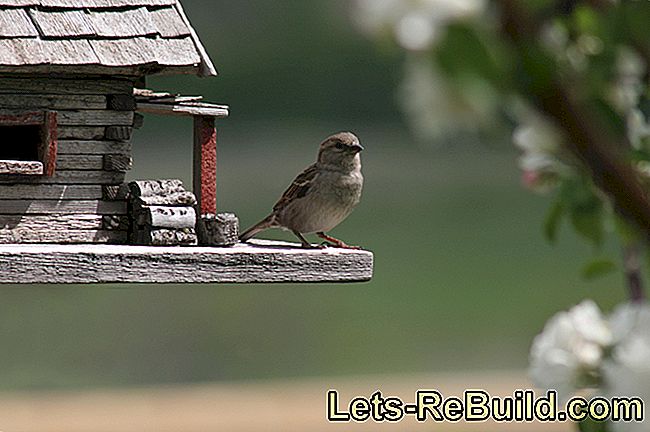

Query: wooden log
(0, 214), (104, 230)
(105, 126), (131, 140)
(136, 228), (197, 246)
(135, 205), (196, 229)
(102, 184), (129, 200)
(133, 191), (196, 206)
(103, 154), (132, 172)
(0, 160), (43, 175)
(0, 229), (127, 244)
(57, 140), (131, 155)
(107, 94), (136, 111)
(137, 102), (228, 118)
(128, 179), (184, 197)
(0, 241), (374, 284)
(0, 185), (102, 199)
(58, 126), (106, 140)
(102, 215), (129, 231)
(0, 94), (106, 110)
(57, 155), (103, 170)
(0, 171), (125, 185)
(197, 212), (239, 246)
(0, 77), (133, 95)
(0, 199), (126, 214)
(57, 110), (134, 126)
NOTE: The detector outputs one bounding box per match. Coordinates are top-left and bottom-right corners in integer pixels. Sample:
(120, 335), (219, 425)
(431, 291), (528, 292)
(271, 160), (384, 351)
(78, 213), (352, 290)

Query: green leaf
(560, 178), (605, 247)
(581, 258), (617, 280)
(544, 199), (565, 243)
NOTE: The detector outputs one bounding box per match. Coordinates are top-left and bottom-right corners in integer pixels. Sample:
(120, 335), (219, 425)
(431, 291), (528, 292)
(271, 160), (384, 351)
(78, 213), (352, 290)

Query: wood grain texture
(136, 228), (197, 246)
(88, 7), (156, 38)
(104, 126), (131, 140)
(0, 170), (125, 184)
(0, 160), (43, 175)
(0, 229), (126, 244)
(133, 191), (196, 206)
(57, 154), (103, 170)
(137, 102), (229, 118)
(103, 154), (132, 172)
(0, 240), (374, 284)
(0, 94), (106, 110)
(28, 8), (96, 38)
(135, 205), (196, 229)
(0, 184), (102, 199)
(58, 140), (131, 155)
(129, 179), (184, 197)
(42, 110), (57, 176)
(0, 199), (126, 214)
(58, 126), (105, 140)
(0, 214), (104, 230)
(0, 77), (132, 95)
(197, 212), (239, 246)
(0, 8), (38, 37)
(57, 110), (133, 126)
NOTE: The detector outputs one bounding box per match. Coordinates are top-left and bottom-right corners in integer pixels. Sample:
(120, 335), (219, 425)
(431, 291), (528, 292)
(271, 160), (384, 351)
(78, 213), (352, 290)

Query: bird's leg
(317, 232), (361, 249)
(292, 230), (320, 249)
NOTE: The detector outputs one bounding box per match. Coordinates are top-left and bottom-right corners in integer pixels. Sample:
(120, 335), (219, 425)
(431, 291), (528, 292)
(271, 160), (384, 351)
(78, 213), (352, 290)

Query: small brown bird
(239, 131), (364, 249)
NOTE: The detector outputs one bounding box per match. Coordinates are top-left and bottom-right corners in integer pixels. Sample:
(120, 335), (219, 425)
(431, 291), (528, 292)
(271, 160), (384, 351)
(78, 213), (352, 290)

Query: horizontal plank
(57, 154), (103, 170)
(137, 102), (229, 118)
(103, 154), (132, 172)
(0, 170), (125, 185)
(0, 77), (132, 95)
(58, 140), (131, 155)
(0, 214), (104, 230)
(0, 229), (126, 244)
(0, 94), (106, 110)
(0, 199), (126, 214)
(57, 110), (134, 126)
(0, 160), (43, 175)
(57, 126), (106, 140)
(0, 184), (102, 199)
(0, 240), (374, 284)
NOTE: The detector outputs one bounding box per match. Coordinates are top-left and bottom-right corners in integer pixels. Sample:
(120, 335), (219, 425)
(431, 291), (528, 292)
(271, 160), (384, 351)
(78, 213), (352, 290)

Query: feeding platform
(0, 240), (373, 284)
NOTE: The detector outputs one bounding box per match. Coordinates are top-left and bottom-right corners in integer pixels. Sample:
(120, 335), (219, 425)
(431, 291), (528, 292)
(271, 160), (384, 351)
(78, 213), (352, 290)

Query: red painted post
(193, 115), (217, 215)
(43, 111), (57, 177)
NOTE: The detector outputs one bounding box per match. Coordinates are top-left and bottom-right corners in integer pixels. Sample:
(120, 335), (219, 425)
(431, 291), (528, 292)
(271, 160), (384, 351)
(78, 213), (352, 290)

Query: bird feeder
(0, 0), (373, 284)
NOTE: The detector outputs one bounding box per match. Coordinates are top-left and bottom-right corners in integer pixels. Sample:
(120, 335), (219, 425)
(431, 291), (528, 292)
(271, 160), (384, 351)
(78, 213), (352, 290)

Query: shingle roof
(0, 0), (217, 77)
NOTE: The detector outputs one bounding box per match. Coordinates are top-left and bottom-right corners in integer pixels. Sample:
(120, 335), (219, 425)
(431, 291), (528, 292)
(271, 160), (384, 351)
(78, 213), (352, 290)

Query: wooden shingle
(29, 9), (95, 38)
(88, 8), (157, 38)
(0, 8), (38, 37)
(149, 6), (190, 38)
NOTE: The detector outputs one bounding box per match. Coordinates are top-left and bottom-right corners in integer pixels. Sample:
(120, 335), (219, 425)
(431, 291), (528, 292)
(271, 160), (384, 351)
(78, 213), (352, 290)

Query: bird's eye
(335, 142), (345, 150)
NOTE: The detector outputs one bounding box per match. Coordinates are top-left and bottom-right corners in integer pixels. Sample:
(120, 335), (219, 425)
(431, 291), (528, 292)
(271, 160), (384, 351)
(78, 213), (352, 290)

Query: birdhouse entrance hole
(0, 111), (57, 176)
(0, 125), (40, 161)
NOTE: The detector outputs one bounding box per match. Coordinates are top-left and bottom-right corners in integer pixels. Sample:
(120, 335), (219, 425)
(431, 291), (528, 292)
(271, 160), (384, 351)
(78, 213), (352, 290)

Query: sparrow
(239, 131), (364, 249)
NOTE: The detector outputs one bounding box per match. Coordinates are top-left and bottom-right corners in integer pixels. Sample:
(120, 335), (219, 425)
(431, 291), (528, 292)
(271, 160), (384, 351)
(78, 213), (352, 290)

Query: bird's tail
(239, 214), (277, 242)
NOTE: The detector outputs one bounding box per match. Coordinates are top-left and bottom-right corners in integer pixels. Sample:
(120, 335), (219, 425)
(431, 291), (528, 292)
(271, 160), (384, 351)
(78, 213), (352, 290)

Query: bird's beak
(350, 143), (364, 153)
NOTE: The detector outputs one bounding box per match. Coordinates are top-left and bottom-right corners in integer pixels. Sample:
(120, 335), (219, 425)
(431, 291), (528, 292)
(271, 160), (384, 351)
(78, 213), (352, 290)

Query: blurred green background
(0, 0), (627, 390)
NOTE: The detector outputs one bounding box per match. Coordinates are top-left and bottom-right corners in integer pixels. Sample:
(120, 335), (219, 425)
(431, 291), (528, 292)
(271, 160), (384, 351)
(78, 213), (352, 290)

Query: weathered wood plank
(28, 8), (96, 38)
(0, 8), (38, 37)
(58, 127), (105, 140)
(0, 160), (43, 175)
(58, 140), (131, 155)
(0, 214), (104, 230)
(138, 102), (229, 118)
(103, 154), (132, 172)
(88, 7), (156, 38)
(0, 77), (132, 95)
(0, 184), (102, 199)
(57, 110), (134, 126)
(102, 184), (129, 200)
(0, 171), (125, 185)
(107, 94), (136, 111)
(0, 240), (374, 284)
(0, 229), (126, 244)
(135, 206), (196, 229)
(57, 155), (103, 170)
(0, 94), (106, 110)
(0, 200), (126, 214)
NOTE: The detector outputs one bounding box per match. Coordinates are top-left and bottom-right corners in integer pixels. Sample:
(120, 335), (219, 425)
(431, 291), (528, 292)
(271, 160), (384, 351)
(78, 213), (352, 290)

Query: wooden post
(43, 111), (57, 177)
(193, 115), (217, 215)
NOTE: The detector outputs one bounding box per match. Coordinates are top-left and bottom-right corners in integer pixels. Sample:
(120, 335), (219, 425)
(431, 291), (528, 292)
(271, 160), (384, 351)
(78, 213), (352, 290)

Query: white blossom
(529, 300), (613, 400)
(603, 303), (650, 432)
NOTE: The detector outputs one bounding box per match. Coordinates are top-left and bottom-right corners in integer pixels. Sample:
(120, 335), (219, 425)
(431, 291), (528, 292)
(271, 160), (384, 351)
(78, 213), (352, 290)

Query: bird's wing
(273, 163), (319, 212)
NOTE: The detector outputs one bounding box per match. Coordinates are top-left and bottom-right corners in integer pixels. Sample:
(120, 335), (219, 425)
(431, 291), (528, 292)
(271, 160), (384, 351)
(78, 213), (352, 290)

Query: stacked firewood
(128, 179), (198, 246)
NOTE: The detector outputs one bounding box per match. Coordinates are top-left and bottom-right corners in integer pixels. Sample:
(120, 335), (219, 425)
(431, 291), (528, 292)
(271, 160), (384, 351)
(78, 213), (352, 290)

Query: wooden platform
(0, 240), (373, 284)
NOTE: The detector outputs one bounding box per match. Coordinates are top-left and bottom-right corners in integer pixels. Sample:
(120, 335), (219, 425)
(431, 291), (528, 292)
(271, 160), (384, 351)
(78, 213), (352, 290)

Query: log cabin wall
(0, 75), (136, 244)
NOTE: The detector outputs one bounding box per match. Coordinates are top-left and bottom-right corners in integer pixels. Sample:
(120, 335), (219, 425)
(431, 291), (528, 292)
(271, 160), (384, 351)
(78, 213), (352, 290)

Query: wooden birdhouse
(0, 0), (373, 284)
